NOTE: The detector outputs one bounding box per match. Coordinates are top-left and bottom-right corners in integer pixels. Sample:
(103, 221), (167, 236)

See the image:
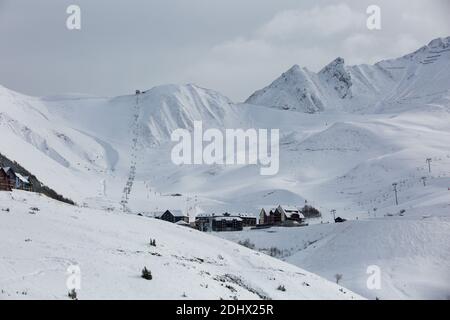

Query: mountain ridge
(246, 36), (450, 114)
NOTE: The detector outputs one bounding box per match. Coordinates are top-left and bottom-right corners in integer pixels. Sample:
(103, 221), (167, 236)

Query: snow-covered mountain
(246, 36), (450, 114)
(1, 36), (450, 299)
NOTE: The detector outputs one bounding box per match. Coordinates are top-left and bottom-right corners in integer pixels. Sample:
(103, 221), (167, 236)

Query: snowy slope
(0, 191), (361, 300)
(246, 36), (450, 114)
(0, 86), (111, 202)
(217, 213), (450, 300)
(1, 84), (449, 218)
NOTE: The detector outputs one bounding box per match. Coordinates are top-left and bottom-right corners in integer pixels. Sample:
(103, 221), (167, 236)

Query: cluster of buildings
(149, 210), (257, 232)
(0, 167), (32, 192)
(150, 205), (313, 232)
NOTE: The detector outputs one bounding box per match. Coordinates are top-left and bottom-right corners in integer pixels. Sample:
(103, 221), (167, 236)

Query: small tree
(277, 285), (286, 292)
(68, 288), (77, 300)
(141, 267), (152, 280)
(335, 274), (343, 284)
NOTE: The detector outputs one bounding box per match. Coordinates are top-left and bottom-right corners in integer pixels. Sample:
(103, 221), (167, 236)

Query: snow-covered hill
(0, 191), (361, 300)
(217, 211), (450, 300)
(0, 37), (449, 300)
(246, 36), (450, 114)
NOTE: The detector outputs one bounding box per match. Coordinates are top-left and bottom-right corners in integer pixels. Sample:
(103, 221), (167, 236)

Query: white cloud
(258, 4), (365, 40)
(341, 33), (422, 65)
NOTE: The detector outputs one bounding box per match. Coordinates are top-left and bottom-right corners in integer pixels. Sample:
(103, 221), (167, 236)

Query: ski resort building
(212, 216), (243, 232)
(0, 167), (32, 192)
(238, 213), (257, 227)
(259, 207), (277, 225)
(259, 205), (305, 226)
(0, 167), (12, 191)
(195, 212), (255, 232)
(157, 209), (189, 224)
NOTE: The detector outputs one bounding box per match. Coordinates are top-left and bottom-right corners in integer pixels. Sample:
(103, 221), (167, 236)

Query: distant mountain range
(246, 36), (450, 114)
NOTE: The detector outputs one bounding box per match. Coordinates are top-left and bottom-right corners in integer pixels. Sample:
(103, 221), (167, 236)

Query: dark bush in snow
(141, 267), (152, 280)
(277, 285), (286, 292)
(68, 289), (77, 300)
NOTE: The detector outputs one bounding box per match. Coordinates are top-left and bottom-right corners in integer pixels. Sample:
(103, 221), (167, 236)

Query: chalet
(259, 207), (277, 225)
(0, 167), (12, 191)
(157, 209), (189, 224)
(277, 205), (305, 223)
(259, 205), (305, 226)
(0, 167), (32, 191)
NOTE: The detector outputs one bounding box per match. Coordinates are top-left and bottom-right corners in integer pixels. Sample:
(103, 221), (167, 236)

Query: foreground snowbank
(0, 191), (361, 300)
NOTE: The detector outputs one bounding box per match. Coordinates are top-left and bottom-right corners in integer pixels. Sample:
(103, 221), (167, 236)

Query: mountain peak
(427, 36), (450, 49)
(286, 64), (301, 72)
(319, 57), (352, 99)
(320, 57), (345, 72)
(283, 64), (306, 79)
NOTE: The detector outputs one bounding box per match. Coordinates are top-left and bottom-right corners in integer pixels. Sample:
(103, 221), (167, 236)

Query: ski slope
(217, 210), (450, 300)
(0, 191), (361, 300)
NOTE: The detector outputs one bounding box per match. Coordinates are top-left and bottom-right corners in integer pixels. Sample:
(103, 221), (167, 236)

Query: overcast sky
(0, 0), (449, 101)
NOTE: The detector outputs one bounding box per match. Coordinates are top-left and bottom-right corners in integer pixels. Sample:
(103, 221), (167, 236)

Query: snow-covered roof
(150, 211), (165, 218)
(15, 173), (30, 184)
(150, 209), (187, 218)
(279, 205), (305, 219)
(175, 220), (190, 226)
(260, 207), (276, 214)
(279, 205), (301, 212)
(166, 209), (187, 217)
(197, 213), (227, 218)
(214, 217), (243, 222)
(196, 213), (255, 220)
(196, 213), (213, 218)
(237, 213), (256, 218)
(290, 211), (305, 219)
